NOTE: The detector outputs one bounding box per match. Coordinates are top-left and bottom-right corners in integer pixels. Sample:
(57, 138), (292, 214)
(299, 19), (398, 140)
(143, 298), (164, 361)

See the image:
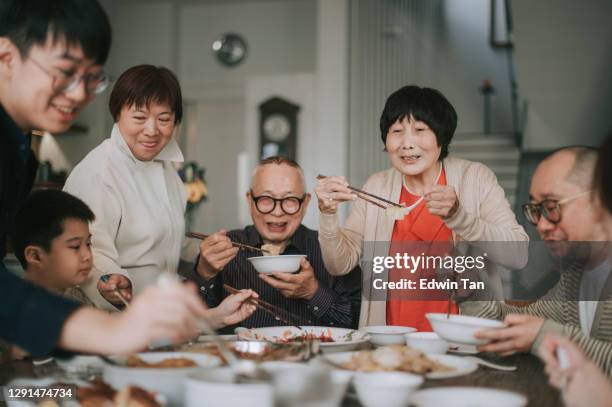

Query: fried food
(115, 386), (160, 407)
(125, 355), (197, 368)
(342, 345), (454, 374)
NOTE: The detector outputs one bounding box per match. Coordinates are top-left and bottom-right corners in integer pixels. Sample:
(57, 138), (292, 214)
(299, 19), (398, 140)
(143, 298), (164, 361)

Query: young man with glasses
(188, 156), (362, 330)
(461, 147), (612, 375)
(0, 0), (222, 358)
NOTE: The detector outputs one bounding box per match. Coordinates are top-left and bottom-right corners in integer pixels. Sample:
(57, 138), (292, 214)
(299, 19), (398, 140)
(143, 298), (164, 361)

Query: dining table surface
(0, 351), (562, 407)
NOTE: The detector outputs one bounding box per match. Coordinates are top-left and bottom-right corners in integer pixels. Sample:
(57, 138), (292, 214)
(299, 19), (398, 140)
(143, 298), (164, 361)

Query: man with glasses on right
(186, 156), (362, 330)
(461, 147), (612, 374)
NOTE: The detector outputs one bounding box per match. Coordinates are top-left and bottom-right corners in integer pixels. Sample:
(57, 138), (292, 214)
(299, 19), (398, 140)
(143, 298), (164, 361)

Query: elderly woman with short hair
(316, 85), (528, 330)
(65, 65), (255, 327)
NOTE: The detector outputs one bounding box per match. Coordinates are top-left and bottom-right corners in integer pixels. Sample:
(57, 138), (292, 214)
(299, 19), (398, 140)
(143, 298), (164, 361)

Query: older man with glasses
(460, 147), (612, 374)
(185, 156), (362, 330)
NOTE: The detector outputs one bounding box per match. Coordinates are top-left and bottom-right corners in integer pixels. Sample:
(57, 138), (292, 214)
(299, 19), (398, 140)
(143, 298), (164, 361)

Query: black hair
(0, 0), (112, 64)
(109, 65), (183, 124)
(594, 133), (612, 213)
(12, 189), (95, 268)
(379, 85), (458, 160)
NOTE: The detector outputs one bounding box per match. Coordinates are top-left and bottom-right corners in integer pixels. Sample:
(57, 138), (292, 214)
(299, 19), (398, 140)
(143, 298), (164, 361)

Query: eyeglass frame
(249, 190), (307, 215)
(28, 57), (110, 95)
(522, 190), (591, 225)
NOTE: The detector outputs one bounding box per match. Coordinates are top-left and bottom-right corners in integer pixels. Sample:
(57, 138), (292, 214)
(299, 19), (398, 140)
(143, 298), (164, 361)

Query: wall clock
(259, 97), (300, 160)
(212, 33), (248, 67)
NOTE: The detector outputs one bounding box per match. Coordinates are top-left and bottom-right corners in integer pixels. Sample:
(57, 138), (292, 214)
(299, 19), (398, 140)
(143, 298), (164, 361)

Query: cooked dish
(261, 243), (282, 256)
(179, 340), (316, 363)
(125, 355), (197, 368)
(275, 330), (336, 343)
(341, 345), (454, 374)
(385, 205), (411, 220)
(36, 381), (160, 407)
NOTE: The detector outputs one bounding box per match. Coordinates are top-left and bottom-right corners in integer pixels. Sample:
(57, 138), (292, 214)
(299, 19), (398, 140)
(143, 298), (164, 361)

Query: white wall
(513, 0), (612, 150)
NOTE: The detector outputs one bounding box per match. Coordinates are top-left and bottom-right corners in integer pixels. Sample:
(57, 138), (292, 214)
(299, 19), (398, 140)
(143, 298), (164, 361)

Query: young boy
(12, 189), (95, 305)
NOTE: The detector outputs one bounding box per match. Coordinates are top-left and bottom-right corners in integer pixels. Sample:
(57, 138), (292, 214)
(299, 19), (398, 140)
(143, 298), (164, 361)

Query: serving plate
(318, 350), (478, 379)
(103, 352), (220, 406)
(236, 326), (369, 353)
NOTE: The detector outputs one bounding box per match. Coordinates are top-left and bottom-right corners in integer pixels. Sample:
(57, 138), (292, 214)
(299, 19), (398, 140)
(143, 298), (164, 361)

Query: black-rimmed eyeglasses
(250, 190), (306, 215)
(522, 190), (591, 225)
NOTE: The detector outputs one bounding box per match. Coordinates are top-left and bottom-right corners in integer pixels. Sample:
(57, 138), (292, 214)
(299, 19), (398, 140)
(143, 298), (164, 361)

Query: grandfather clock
(258, 97), (300, 160)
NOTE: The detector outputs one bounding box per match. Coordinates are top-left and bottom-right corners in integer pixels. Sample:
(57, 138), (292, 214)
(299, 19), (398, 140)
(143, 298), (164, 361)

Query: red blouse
(386, 169), (458, 331)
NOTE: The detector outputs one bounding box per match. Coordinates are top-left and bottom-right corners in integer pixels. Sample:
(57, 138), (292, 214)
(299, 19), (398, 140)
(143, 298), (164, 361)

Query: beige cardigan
(319, 156), (529, 327)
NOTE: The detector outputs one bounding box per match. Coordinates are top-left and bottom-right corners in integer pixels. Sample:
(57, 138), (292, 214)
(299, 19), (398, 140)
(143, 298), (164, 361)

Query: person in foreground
(187, 156), (362, 330)
(469, 147), (612, 373)
(538, 134), (612, 407)
(0, 0), (253, 357)
(315, 85), (527, 329)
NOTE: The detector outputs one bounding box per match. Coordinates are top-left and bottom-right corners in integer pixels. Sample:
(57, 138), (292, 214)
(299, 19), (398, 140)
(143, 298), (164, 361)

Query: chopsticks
(186, 232), (271, 255)
(99, 274), (130, 307)
(316, 174), (403, 208)
(223, 284), (303, 331)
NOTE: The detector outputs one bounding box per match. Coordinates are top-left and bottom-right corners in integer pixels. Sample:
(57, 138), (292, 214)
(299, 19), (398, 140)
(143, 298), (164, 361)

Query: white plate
(319, 351), (478, 379)
(236, 326), (369, 353)
(103, 352), (220, 406)
(412, 387), (527, 407)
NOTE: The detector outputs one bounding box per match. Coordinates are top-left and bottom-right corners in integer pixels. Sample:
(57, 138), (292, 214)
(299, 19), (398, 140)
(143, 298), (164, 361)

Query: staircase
(449, 134), (520, 207)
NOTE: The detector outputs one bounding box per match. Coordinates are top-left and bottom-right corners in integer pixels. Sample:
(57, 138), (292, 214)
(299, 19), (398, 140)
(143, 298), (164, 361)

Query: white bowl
(263, 362), (349, 407)
(426, 313), (505, 345)
(354, 371), (423, 407)
(103, 352), (220, 406)
(412, 387), (527, 407)
(248, 254), (306, 274)
(405, 332), (448, 354)
(185, 367), (274, 407)
(365, 325), (417, 347)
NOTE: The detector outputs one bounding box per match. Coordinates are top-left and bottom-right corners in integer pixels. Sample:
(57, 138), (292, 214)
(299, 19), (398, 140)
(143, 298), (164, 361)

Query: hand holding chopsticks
(224, 284), (303, 330)
(187, 231), (270, 254)
(315, 174), (403, 211)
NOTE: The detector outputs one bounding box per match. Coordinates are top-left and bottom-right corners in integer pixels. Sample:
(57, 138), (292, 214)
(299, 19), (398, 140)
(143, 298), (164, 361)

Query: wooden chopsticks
(186, 232), (270, 254)
(223, 284), (303, 330)
(316, 174), (403, 208)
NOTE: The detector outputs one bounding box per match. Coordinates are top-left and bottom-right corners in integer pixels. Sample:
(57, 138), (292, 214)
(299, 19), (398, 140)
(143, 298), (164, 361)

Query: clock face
(212, 33), (248, 67)
(263, 114), (291, 142)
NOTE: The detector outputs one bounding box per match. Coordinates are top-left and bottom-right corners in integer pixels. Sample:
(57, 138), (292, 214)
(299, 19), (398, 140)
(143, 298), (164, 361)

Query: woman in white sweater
(315, 85), (529, 329)
(65, 65), (215, 310)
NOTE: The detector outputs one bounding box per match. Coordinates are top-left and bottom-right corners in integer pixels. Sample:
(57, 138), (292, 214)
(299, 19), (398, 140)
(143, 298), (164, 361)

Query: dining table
(0, 351), (562, 406)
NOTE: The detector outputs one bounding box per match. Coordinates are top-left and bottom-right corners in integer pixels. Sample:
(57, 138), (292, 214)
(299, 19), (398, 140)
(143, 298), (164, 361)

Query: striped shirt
(185, 225), (362, 332)
(460, 261), (612, 376)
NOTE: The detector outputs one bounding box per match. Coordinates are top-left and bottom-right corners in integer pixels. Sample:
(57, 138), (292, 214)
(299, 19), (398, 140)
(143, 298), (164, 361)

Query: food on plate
(180, 341), (316, 363)
(275, 330), (336, 343)
(245, 328), (336, 343)
(261, 243), (282, 256)
(341, 345), (454, 374)
(114, 385), (161, 407)
(75, 381), (160, 407)
(125, 355), (197, 368)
